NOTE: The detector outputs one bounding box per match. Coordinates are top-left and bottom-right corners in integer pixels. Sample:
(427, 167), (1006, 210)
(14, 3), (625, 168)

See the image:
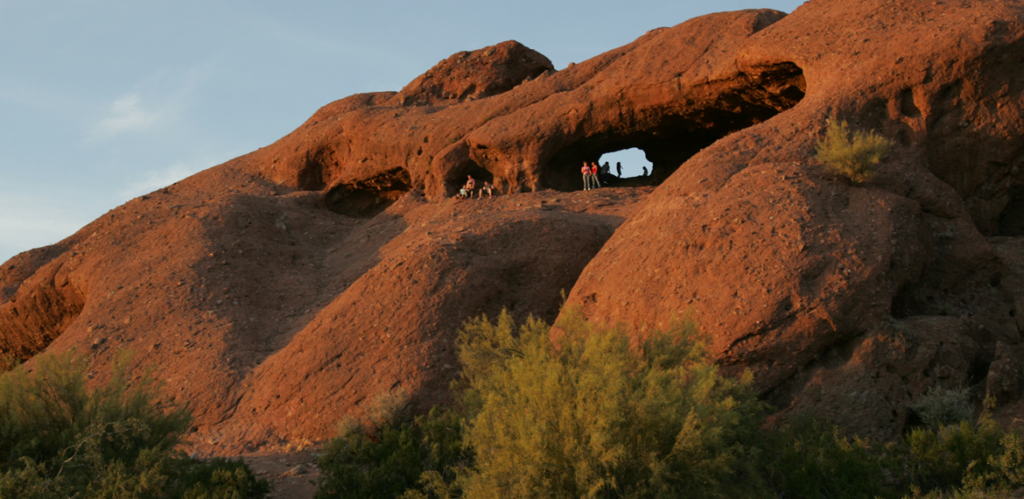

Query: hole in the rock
(902, 408), (925, 431)
(900, 88), (922, 118)
(325, 168), (412, 218)
(298, 149), (329, 191)
(891, 284), (919, 319)
(540, 61), (806, 191)
(969, 359), (992, 386)
(598, 148), (654, 186)
(991, 273), (1003, 288)
(998, 185), (1024, 236)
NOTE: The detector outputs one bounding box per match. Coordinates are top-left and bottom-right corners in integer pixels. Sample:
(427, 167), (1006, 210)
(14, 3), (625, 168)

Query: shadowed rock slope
(4, 0), (1024, 450)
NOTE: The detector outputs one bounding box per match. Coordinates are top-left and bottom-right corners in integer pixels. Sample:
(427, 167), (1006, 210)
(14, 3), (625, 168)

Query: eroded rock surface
(4, 0), (1024, 450)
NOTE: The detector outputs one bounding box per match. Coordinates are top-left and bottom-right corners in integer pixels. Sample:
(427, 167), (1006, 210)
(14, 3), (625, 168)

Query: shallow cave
(325, 168), (412, 218)
(998, 185), (1024, 236)
(449, 160), (494, 194)
(540, 62), (806, 191)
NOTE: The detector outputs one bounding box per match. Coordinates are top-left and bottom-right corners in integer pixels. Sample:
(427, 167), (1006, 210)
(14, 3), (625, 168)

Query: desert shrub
(0, 350), (189, 471)
(902, 415), (1014, 495)
(761, 416), (898, 499)
(457, 309), (768, 499)
(0, 349), (268, 499)
(762, 410), (1024, 498)
(316, 406), (468, 499)
(174, 457), (270, 499)
(314, 308), (1024, 499)
(911, 386), (975, 430)
(815, 117), (894, 183)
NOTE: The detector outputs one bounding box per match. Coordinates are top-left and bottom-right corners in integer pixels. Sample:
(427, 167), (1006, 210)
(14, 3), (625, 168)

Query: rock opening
(450, 159), (494, 193)
(325, 168), (412, 218)
(998, 185), (1024, 236)
(540, 62), (806, 191)
(598, 148), (652, 180)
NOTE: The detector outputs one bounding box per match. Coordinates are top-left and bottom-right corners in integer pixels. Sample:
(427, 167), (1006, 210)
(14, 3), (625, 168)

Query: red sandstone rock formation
(4, 0), (1024, 450)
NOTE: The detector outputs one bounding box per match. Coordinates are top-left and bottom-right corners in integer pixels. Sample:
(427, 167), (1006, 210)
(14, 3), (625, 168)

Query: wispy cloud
(119, 161), (203, 200)
(87, 63), (214, 141)
(91, 93), (167, 139)
(118, 150), (245, 200)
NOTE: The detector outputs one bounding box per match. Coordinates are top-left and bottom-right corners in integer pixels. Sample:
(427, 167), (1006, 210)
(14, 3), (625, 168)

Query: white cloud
(91, 93), (166, 139)
(118, 149), (246, 201)
(118, 161), (204, 200)
(86, 63), (214, 142)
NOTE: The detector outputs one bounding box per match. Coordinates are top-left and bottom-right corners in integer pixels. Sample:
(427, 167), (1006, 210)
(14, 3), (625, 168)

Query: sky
(0, 0), (806, 264)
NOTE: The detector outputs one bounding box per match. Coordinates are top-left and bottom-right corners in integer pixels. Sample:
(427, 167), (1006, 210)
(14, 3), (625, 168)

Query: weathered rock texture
(566, 0), (1024, 438)
(4, 0), (1024, 450)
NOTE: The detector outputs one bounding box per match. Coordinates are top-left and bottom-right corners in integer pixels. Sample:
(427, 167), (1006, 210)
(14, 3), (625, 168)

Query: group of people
(582, 161), (626, 190)
(456, 175), (495, 199)
(454, 161), (651, 199)
(581, 160), (649, 190)
(581, 162), (605, 190)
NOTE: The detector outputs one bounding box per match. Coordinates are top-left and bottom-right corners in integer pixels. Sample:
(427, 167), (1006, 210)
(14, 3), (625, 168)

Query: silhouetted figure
(642, 166), (649, 177)
(616, 162), (622, 178)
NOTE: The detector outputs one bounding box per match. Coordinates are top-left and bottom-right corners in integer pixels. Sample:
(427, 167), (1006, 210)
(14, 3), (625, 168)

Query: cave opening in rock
(325, 168), (412, 218)
(540, 62), (806, 192)
(451, 159), (494, 191)
(599, 148), (653, 181)
(998, 185), (1024, 236)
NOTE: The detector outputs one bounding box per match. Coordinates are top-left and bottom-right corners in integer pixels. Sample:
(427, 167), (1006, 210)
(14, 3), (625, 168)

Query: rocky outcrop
(565, 0), (1024, 438)
(4, 0), (1024, 449)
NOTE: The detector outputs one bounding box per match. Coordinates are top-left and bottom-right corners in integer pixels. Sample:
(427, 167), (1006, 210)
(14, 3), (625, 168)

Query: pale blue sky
(0, 0), (805, 263)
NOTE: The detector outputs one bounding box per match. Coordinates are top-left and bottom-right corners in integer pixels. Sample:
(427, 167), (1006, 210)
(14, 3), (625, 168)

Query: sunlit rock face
(6, 0), (1024, 450)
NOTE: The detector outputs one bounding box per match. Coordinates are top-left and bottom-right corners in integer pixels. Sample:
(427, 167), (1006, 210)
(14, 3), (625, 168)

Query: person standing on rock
(582, 162), (592, 190)
(616, 162), (622, 178)
(642, 166), (649, 177)
(591, 162), (602, 188)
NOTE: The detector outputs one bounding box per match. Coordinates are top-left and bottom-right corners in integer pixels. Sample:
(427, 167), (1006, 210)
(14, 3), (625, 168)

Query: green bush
(457, 309), (767, 498)
(815, 117), (894, 183)
(902, 415), (1021, 496)
(315, 308), (1024, 499)
(315, 407), (468, 499)
(0, 350), (268, 499)
(910, 386), (975, 430)
(762, 416), (899, 499)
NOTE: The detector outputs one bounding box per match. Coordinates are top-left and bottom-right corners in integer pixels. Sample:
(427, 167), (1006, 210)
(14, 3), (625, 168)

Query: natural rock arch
(537, 61), (806, 191)
(540, 61), (802, 191)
